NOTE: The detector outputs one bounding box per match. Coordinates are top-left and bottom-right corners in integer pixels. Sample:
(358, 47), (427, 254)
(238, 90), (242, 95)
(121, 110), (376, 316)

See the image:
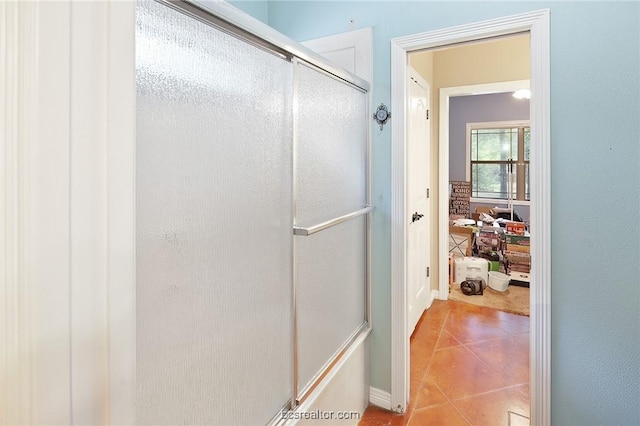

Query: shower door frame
(135, 0), (373, 421)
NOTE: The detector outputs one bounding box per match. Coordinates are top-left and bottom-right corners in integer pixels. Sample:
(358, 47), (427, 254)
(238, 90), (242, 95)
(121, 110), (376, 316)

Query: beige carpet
(448, 283), (530, 316)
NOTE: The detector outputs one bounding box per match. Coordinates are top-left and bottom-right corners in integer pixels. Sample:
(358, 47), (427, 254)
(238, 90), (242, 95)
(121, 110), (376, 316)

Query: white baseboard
(369, 387), (391, 410)
(429, 289), (439, 306)
(368, 291), (436, 413)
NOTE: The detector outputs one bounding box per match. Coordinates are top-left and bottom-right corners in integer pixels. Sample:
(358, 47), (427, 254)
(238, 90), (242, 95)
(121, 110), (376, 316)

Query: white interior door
(302, 27), (372, 84)
(407, 68), (431, 335)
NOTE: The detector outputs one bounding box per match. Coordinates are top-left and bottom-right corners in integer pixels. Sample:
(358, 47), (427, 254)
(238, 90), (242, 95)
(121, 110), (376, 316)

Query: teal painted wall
(227, 0), (269, 23)
(267, 2), (640, 424)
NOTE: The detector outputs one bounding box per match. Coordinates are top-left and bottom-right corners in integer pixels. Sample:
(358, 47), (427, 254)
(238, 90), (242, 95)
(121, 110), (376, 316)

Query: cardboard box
(505, 235), (530, 246)
(506, 243), (530, 253)
(507, 263), (530, 273)
(475, 206), (494, 215)
(509, 271), (531, 287)
(506, 221), (526, 235)
(477, 231), (500, 248)
(504, 250), (531, 264)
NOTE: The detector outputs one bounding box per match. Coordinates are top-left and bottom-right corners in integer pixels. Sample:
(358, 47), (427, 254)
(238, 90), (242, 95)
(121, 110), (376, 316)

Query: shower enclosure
(135, 1), (370, 424)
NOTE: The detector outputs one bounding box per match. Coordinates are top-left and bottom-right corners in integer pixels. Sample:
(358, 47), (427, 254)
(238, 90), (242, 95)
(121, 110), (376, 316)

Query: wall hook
(373, 103), (390, 131)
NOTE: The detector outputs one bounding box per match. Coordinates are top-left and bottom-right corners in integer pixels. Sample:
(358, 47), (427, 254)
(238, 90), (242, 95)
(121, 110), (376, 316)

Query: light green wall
(266, 2), (640, 425)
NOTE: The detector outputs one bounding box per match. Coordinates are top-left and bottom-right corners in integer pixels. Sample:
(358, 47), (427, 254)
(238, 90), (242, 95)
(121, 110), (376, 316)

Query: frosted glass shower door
(294, 62), (369, 397)
(136, 1), (293, 424)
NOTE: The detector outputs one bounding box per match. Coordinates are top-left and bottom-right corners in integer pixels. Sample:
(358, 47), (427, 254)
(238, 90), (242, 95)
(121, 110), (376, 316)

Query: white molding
(1, 3), (37, 423)
(429, 289), (439, 306)
(528, 10), (552, 426)
(391, 10), (551, 424)
(438, 90), (452, 304)
(31, 4), (74, 423)
(466, 119), (531, 129)
(390, 37), (409, 414)
(470, 198), (531, 206)
(1, 2), (137, 423)
(106, 2), (137, 424)
(68, 3), (137, 424)
(369, 387), (392, 410)
(2, 2), (74, 423)
(69, 4), (111, 422)
(465, 123), (471, 182)
(442, 80), (530, 98)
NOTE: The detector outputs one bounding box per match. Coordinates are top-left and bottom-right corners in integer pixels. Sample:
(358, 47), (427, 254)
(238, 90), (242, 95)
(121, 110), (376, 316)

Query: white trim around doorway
(390, 9), (550, 424)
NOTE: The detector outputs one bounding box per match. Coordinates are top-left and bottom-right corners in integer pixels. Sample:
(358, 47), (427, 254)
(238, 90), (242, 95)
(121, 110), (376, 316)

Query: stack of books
(504, 234), (531, 274)
(476, 225), (504, 257)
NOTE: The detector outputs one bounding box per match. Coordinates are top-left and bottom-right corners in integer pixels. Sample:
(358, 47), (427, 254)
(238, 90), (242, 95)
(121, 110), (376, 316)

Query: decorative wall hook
(373, 103), (390, 131)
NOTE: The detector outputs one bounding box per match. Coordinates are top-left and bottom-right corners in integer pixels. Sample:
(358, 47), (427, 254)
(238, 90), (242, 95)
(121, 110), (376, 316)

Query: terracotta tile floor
(359, 300), (529, 426)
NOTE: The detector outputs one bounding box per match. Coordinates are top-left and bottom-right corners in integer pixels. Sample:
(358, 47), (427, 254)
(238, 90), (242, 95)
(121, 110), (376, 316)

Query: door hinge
(426, 109), (429, 120)
(426, 188), (430, 199)
(426, 267), (430, 278)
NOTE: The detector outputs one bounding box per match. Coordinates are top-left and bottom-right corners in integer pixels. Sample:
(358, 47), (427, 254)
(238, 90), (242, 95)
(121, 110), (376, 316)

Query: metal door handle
(293, 205), (373, 236)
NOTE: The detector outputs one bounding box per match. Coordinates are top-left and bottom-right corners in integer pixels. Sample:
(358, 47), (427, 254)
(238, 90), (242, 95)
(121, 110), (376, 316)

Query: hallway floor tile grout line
(359, 300), (530, 425)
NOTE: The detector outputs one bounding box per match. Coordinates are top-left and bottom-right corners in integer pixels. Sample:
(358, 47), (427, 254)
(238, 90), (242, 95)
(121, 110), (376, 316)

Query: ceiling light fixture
(513, 89), (531, 99)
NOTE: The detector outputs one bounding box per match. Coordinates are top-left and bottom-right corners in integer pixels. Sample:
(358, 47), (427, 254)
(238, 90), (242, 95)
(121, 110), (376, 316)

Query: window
(467, 121), (530, 201)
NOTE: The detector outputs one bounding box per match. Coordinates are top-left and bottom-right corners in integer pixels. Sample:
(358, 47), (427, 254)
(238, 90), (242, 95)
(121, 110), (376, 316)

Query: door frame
(390, 10), (551, 424)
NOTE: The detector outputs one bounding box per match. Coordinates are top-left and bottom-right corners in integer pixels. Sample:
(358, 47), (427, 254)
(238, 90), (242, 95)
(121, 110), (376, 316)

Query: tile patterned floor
(359, 300), (530, 426)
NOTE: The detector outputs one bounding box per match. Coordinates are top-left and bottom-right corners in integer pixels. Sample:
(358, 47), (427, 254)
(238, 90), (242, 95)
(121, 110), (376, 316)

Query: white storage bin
(454, 257), (489, 285)
(488, 271), (511, 292)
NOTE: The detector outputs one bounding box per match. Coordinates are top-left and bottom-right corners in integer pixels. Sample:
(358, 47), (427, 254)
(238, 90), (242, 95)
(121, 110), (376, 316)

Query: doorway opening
(389, 10), (550, 425)
(409, 32), (531, 313)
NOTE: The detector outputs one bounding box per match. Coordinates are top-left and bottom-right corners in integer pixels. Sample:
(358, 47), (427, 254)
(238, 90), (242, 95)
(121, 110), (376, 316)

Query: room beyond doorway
(408, 33), (531, 311)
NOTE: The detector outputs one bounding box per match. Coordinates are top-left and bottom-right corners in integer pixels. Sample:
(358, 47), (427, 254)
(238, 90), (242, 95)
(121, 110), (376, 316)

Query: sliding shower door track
(155, 0), (369, 92)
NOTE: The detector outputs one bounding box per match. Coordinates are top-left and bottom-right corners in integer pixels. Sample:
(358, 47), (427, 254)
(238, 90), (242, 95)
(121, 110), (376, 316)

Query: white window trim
(471, 198), (531, 206)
